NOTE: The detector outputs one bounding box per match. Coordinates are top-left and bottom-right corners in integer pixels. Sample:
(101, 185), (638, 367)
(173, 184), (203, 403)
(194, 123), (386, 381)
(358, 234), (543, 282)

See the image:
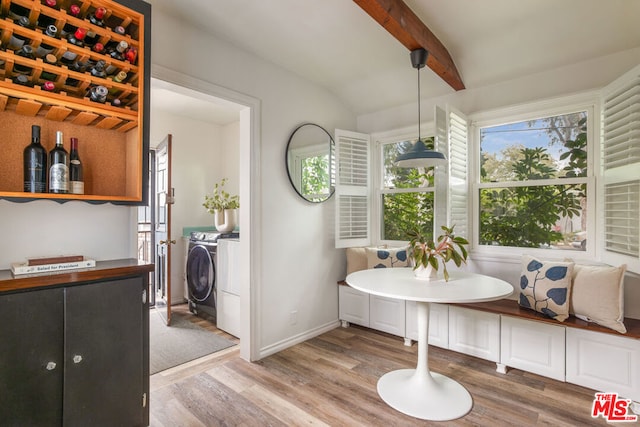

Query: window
(477, 111), (590, 251)
(379, 137), (436, 241)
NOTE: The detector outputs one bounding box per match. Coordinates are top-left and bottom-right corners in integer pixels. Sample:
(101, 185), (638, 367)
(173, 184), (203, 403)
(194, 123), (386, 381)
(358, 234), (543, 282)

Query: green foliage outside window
(479, 114), (588, 248)
(382, 138), (436, 241)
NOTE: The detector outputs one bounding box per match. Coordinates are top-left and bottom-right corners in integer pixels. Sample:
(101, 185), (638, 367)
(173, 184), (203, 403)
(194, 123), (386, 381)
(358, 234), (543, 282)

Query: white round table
(346, 268), (513, 421)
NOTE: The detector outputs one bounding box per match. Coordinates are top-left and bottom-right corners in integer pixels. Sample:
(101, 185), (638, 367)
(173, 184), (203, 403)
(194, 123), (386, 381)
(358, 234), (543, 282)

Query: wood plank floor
(150, 312), (611, 426)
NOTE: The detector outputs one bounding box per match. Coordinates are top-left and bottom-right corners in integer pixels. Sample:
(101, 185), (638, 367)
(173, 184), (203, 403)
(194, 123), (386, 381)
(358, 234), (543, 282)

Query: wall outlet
(289, 310), (298, 325)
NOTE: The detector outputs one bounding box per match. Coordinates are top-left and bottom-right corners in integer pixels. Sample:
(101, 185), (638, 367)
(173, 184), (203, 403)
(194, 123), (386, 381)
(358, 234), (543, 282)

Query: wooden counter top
(0, 259), (154, 293)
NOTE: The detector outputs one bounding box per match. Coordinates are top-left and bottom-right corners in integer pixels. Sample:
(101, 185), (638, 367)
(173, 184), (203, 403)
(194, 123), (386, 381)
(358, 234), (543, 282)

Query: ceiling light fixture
(395, 48), (446, 168)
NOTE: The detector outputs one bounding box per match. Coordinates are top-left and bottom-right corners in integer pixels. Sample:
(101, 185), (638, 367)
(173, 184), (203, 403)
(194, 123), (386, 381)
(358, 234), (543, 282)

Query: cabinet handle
(73, 355), (83, 364)
(46, 362), (57, 371)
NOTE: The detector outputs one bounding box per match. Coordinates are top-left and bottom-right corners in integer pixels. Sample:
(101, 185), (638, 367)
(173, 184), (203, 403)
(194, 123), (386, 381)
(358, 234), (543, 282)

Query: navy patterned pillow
(365, 247), (409, 269)
(519, 256), (575, 321)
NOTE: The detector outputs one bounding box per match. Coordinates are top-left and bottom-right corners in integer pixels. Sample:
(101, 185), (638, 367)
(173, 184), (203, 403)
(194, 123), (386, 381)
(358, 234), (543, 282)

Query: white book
(11, 259), (96, 275)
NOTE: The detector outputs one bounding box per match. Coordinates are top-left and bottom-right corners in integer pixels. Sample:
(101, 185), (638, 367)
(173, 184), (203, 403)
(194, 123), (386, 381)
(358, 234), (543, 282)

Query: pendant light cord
(417, 66), (421, 143)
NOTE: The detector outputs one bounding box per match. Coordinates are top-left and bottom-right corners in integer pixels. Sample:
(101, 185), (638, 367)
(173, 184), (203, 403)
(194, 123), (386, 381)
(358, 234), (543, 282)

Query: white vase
(214, 208), (237, 233)
(414, 263), (437, 280)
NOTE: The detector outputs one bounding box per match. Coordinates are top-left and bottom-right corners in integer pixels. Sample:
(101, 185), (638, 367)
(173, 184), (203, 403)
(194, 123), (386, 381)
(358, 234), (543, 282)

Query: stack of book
(11, 255), (96, 276)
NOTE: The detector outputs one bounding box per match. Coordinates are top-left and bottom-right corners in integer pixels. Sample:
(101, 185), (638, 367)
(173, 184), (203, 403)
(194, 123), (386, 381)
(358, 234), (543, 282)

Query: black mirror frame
(285, 123), (335, 203)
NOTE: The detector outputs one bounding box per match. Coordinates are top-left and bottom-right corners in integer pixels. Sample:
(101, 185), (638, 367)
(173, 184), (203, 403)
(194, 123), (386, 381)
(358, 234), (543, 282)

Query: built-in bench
(337, 279), (640, 409)
(455, 298), (640, 339)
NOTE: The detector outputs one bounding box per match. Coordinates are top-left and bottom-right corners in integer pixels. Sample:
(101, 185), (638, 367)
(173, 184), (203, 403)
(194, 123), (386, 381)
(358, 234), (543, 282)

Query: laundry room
(143, 77), (244, 341)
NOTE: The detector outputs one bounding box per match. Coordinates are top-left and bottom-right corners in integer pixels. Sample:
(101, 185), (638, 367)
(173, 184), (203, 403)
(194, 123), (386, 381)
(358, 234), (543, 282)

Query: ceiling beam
(354, 0), (465, 91)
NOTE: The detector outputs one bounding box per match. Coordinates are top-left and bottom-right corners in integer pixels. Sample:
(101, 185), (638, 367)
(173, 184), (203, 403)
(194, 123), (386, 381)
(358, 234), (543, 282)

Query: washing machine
(186, 231), (239, 320)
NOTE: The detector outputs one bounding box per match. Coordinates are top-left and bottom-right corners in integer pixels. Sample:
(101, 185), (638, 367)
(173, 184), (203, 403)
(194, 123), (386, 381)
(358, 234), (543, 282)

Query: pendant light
(395, 48), (446, 168)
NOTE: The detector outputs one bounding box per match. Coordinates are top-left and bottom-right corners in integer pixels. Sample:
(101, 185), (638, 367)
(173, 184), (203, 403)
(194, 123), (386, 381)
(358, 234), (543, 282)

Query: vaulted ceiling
(148, 0), (640, 119)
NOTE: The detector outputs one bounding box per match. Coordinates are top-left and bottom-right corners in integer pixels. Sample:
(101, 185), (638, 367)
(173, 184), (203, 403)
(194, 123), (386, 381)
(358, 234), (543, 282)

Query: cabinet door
(406, 302), (449, 348)
(339, 285), (370, 327)
(501, 316), (565, 381)
(449, 306), (501, 362)
(370, 295), (405, 337)
(566, 328), (640, 401)
(64, 278), (144, 426)
(0, 288), (64, 426)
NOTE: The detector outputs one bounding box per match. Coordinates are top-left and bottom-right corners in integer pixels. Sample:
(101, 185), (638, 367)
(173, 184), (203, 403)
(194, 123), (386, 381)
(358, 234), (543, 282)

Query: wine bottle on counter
(49, 131), (69, 194)
(23, 125), (47, 193)
(69, 137), (84, 194)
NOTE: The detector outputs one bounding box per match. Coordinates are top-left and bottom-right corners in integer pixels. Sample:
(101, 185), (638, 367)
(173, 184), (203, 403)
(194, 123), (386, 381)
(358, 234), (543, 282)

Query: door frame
(150, 65), (261, 361)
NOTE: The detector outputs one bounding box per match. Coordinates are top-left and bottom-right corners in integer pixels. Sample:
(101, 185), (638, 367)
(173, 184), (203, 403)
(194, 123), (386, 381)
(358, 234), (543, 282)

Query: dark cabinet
(0, 272), (149, 426)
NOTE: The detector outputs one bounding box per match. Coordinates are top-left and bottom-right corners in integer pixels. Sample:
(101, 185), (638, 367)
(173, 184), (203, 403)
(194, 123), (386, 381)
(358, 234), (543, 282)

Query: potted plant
(203, 178), (239, 233)
(407, 225), (469, 281)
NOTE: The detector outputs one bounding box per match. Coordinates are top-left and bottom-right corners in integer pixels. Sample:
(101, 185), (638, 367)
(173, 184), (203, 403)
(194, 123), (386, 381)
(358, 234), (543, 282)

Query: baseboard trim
(257, 320), (341, 359)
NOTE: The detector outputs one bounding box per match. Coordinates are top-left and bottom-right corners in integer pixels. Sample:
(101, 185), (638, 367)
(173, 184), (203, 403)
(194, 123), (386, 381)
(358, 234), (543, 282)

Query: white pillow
(570, 263), (627, 333)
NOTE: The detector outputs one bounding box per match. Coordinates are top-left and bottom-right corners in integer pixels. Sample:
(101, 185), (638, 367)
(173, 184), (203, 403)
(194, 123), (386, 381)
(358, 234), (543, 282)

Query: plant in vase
(203, 178), (239, 233)
(407, 225), (469, 281)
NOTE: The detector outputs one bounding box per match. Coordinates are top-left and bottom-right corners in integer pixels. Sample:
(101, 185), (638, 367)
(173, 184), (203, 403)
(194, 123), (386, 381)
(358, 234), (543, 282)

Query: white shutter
(434, 106), (448, 234)
(434, 106), (469, 239)
(335, 129), (371, 248)
(448, 107), (469, 238)
(601, 64), (640, 273)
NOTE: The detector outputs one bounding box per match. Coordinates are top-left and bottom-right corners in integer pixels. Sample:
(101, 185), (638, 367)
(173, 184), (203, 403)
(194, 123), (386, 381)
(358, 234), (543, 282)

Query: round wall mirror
(285, 123), (335, 203)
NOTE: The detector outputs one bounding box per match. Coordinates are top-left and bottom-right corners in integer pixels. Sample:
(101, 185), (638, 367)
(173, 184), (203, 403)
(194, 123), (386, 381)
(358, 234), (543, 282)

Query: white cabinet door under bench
(448, 306), (501, 362)
(566, 328), (640, 402)
(500, 316), (566, 381)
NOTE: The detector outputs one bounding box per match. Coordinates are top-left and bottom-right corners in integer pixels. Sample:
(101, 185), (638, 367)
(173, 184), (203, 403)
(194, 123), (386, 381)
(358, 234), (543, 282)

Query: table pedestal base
(377, 368), (472, 421)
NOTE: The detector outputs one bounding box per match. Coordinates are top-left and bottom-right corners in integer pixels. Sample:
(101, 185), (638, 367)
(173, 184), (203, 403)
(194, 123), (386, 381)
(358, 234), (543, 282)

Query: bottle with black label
(69, 137), (84, 194)
(48, 131), (69, 193)
(23, 125), (47, 193)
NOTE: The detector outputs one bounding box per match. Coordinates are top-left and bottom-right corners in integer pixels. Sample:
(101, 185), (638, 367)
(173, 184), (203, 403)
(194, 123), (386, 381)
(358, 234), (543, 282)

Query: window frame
(469, 92), (598, 262)
(372, 123), (437, 247)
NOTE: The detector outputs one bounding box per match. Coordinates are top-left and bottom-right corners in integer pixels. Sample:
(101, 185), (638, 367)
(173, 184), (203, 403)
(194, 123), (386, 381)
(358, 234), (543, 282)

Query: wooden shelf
(0, 0), (149, 204)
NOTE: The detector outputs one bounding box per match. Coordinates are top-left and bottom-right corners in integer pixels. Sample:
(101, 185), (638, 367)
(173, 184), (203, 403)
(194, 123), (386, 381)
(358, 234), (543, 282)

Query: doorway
(144, 67), (260, 360)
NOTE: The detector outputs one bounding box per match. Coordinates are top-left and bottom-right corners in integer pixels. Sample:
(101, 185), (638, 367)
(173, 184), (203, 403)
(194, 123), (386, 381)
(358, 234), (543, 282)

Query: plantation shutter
(434, 106), (469, 238)
(448, 107), (469, 238)
(335, 129), (371, 248)
(601, 64), (640, 273)
(434, 106), (448, 235)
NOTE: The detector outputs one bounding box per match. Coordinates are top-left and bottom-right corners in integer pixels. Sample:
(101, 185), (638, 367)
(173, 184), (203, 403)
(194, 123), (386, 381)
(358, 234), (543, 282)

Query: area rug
(149, 309), (236, 375)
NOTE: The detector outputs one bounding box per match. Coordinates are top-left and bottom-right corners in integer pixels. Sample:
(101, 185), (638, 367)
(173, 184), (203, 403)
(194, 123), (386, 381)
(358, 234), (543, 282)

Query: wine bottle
(7, 16), (31, 50)
(87, 85), (108, 103)
(23, 125), (47, 193)
(88, 7), (106, 27)
(67, 27), (87, 47)
(48, 131), (69, 193)
(35, 25), (58, 58)
(69, 137), (84, 194)
(13, 45), (35, 74)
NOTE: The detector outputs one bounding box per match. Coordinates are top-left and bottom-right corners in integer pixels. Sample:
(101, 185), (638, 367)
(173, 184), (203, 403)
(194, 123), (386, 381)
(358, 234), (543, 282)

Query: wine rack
(0, 0), (149, 204)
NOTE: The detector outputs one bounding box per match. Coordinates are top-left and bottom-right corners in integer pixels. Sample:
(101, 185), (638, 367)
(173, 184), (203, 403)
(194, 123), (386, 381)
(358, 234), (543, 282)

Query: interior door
(155, 134), (174, 325)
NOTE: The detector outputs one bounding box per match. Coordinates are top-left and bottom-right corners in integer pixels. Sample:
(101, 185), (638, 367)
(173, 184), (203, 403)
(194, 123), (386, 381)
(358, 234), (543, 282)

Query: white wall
(148, 3), (356, 354)
(0, 200), (134, 268)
